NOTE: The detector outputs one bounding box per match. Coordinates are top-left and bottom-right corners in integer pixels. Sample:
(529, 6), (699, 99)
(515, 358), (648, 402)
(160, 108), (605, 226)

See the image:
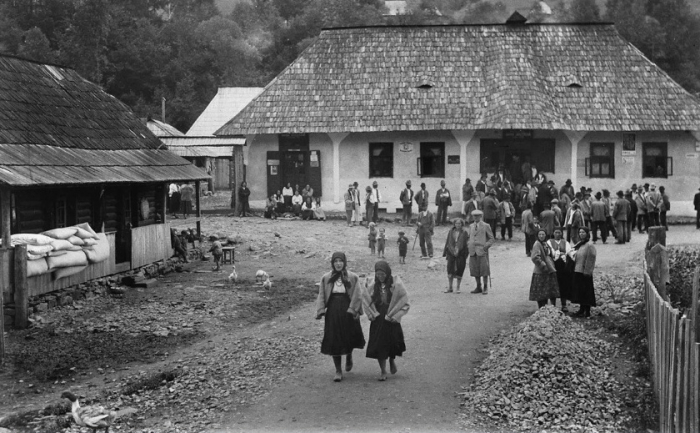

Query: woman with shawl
(301, 196), (315, 220)
(570, 226), (597, 318)
(529, 228), (560, 308)
(442, 218), (469, 294)
(315, 252), (365, 382)
(362, 261), (409, 381)
(547, 227), (573, 312)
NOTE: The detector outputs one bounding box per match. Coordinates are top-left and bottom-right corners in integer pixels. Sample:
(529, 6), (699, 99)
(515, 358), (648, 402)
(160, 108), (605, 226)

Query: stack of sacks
(1, 233), (56, 277)
(41, 223), (109, 279)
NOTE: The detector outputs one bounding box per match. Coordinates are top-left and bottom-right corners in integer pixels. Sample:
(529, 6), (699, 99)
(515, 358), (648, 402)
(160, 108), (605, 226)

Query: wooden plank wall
(0, 248), (14, 304)
(130, 223), (170, 269)
(214, 157), (230, 191)
(27, 233), (116, 297)
(644, 264), (700, 433)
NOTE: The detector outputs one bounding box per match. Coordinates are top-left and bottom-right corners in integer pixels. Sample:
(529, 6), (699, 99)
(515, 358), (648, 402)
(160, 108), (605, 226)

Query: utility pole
(161, 97), (166, 124)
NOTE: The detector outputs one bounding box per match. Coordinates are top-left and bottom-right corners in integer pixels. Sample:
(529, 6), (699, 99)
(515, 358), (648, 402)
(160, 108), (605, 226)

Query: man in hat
(482, 189), (500, 237)
(416, 204), (434, 259)
(464, 192), (480, 224)
(613, 190), (631, 243)
(415, 182), (429, 211)
(560, 180), (575, 204)
(659, 186), (670, 230)
(462, 178), (474, 210)
(551, 198), (562, 224)
(369, 180), (382, 224)
(521, 203), (536, 256)
(580, 191), (592, 229)
(344, 183), (356, 227)
(694, 187), (700, 229)
(602, 189), (618, 239)
(646, 183), (662, 227)
(435, 180), (452, 226)
(399, 180), (414, 226)
(468, 210), (495, 294)
(352, 182), (363, 226)
(498, 194), (515, 240)
(539, 202), (559, 238)
(590, 192), (608, 243)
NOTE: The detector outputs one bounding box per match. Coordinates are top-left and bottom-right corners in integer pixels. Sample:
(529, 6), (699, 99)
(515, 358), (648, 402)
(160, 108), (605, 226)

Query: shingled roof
(0, 54), (207, 186)
(217, 23), (700, 135)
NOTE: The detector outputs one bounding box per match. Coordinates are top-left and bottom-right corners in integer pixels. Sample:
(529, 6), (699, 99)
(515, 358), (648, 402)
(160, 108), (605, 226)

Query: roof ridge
(321, 22), (616, 31)
(0, 51), (71, 70)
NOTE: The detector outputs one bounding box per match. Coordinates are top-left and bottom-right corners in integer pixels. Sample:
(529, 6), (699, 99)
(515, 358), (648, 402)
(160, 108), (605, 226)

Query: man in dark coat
(481, 189), (500, 237)
(399, 180), (414, 226)
(590, 193), (607, 243)
(435, 180), (452, 226)
(416, 205), (435, 259)
(415, 182), (429, 211)
(613, 190), (631, 244)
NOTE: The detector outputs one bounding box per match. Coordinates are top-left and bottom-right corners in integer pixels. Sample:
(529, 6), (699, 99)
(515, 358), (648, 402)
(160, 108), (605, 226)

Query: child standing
(209, 240), (223, 271)
(368, 222), (377, 255)
(397, 231), (409, 264)
(376, 228), (386, 258)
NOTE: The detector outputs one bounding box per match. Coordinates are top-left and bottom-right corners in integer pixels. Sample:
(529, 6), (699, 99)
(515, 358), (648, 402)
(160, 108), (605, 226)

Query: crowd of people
(259, 182), (327, 221)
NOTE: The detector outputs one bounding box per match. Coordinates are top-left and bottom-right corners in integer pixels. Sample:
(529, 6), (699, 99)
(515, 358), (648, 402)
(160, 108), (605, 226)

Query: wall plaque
(447, 155), (460, 164)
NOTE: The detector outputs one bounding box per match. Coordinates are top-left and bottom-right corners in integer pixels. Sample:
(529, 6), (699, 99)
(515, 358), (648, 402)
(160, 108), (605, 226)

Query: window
(369, 143), (393, 177)
(642, 142), (672, 178)
(418, 142), (445, 178)
(587, 143), (614, 178)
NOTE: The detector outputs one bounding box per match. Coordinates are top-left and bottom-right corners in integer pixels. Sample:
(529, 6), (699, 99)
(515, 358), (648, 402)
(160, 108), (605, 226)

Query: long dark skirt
(554, 259), (573, 300)
(170, 191), (181, 214)
(446, 253), (467, 278)
(571, 272), (596, 306)
(528, 273), (560, 301)
(366, 303), (406, 360)
(321, 294), (365, 356)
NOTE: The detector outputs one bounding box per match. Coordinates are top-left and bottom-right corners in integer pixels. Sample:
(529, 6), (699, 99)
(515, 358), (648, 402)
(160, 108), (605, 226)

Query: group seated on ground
(264, 191), (326, 221)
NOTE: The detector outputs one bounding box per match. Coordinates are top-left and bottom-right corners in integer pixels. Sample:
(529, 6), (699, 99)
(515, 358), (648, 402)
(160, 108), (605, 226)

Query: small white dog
(228, 265), (238, 283)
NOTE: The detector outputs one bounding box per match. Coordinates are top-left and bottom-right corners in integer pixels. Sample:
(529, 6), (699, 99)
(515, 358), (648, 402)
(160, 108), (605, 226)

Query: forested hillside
(0, 0), (698, 133)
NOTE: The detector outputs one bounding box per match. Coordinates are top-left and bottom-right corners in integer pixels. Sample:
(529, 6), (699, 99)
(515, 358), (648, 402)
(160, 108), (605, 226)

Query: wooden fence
(644, 262), (700, 432)
(130, 223), (172, 269)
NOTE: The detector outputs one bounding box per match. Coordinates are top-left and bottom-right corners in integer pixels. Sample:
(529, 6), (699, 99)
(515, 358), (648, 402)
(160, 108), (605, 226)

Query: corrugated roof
(162, 136), (244, 157)
(217, 24), (700, 135)
(147, 119), (185, 137)
(187, 87), (263, 136)
(0, 54), (207, 186)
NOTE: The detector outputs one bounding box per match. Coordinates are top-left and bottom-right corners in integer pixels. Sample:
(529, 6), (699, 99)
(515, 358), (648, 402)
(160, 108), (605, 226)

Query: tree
(569, 0), (601, 21)
(18, 27), (56, 63)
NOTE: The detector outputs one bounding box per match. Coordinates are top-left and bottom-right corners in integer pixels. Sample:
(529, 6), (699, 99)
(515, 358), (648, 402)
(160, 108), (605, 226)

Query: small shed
(0, 54), (208, 328)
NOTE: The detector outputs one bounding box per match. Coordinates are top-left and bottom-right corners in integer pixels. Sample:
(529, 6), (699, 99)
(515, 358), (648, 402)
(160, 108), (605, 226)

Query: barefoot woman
(362, 260), (409, 381)
(315, 252), (365, 382)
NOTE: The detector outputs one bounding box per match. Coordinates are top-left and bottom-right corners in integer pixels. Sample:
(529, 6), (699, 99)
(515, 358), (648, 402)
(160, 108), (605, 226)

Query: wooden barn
(160, 87), (263, 193)
(0, 54), (208, 326)
(217, 16), (700, 216)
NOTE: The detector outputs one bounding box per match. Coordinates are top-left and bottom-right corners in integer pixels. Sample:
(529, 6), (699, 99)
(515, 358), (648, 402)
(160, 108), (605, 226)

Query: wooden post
(0, 187), (11, 366)
(647, 244), (670, 301)
(231, 145), (244, 211)
(646, 226), (667, 251)
(195, 180), (201, 241)
(692, 267), (700, 343)
(13, 244), (28, 329)
(161, 183), (168, 224)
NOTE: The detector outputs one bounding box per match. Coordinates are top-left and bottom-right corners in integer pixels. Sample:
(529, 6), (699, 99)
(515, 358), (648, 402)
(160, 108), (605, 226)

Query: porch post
(195, 180), (201, 240)
(451, 130), (476, 206)
(328, 133), (349, 204)
(0, 187), (10, 364)
(563, 131), (587, 190)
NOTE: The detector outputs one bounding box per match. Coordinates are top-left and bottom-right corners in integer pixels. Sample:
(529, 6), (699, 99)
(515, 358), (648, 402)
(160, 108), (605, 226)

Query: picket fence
(644, 264), (700, 432)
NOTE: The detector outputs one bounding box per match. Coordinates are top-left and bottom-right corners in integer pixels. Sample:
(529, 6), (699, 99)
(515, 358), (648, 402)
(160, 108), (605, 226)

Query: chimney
(506, 11), (528, 24)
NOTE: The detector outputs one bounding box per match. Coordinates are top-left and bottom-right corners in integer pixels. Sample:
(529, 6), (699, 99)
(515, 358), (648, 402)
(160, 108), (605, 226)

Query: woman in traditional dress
(443, 218), (469, 294)
(570, 226), (597, 318)
(315, 252), (365, 382)
(362, 260), (409, 381)
(529, 229), (560, 308)
(547, 227), (573, 312)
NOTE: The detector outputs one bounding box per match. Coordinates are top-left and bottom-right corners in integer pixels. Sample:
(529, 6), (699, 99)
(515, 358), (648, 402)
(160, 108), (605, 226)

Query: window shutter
(667, 157), (673, 176)
(308, 151), (322, 196)
(417, 157), (423, 176)
(585, 158), (590, 176)
(266, 151), (281, 198)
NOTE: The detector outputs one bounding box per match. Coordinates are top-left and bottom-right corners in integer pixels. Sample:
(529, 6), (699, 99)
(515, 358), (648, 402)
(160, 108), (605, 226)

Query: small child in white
(209, 240), (223, 271)
(376, 227), (387, 258)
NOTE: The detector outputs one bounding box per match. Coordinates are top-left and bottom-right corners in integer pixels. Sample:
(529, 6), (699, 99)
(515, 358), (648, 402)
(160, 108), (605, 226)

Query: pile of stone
(460, 306), (631, 432)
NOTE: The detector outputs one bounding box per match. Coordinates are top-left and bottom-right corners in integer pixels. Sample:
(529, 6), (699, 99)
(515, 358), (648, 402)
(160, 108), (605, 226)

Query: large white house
(217, 16), (700, 215)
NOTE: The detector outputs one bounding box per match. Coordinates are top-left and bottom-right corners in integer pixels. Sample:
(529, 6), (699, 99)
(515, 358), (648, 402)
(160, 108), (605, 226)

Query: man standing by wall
(613, 190), (630, 243)
(468, 210), (495, 295)
(400, 180), (414, 226)
(416, 204), (434, 259)
(462, 178), (474, 217)
(435, 180), (452, 226)
(646, 184), (662, 227)
(352, 182), (363, 226)
(415, 182), (429, 211)
(590, 192), (607, 243)
(370, 181), (381, 224)
(659, 186), (670, 230)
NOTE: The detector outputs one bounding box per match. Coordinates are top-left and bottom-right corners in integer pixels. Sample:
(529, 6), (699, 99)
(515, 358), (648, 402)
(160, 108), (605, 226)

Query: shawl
(362, 275), (410, 323)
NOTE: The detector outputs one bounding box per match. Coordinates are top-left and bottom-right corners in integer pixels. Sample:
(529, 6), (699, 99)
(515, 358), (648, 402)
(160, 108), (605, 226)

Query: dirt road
(209, 220), (698, 433)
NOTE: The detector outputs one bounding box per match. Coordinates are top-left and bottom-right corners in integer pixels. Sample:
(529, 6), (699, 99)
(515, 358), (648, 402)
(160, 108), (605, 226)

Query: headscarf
(573, 226), (590, 250)
(535, 228), (551, 255)
(372, 260), (394, 305)
(328, 252), (351, 290)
